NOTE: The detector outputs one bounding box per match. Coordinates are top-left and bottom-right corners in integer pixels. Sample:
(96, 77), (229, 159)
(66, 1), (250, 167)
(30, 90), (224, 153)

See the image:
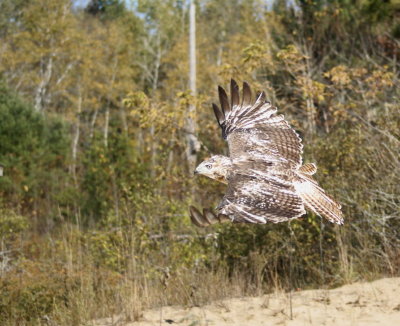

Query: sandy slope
(96, 278), (400, 326)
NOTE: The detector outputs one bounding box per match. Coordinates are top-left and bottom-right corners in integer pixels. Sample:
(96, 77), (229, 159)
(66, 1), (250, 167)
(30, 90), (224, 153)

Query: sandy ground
(96, 277), (400, 326)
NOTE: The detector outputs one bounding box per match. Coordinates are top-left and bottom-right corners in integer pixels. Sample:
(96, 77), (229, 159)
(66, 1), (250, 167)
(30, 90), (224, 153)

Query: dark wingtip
(242, 81), (252, 106)
(212, 103), (224, 127)
(218, 85), (231, 116)
(189, 206), (207, 227)
(217, 85), (225, 99)
(230, 79), (240, 108)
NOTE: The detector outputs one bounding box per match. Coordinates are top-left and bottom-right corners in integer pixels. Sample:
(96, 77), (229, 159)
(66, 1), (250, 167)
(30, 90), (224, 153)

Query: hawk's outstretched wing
(217, 171), (306, 224)
(213, 79), (303, 168)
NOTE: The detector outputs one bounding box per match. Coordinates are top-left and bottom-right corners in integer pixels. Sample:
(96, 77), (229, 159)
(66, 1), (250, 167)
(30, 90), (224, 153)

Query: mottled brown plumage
(191, 80), (343, 227)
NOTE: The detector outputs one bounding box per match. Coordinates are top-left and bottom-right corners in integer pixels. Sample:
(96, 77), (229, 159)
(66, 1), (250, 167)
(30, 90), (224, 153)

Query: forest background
(0, 0), (399, 325)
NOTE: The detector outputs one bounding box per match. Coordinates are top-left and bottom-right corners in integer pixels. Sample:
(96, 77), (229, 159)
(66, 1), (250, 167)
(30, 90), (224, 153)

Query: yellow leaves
(276, 44), (298, 61)
(2, 0), (138, 121)
(176, 90), (194, 107)
(320, 64), (397, 129)
(351, 67), (368, 79)
(314, 11), (326, 18)
(242, 42), (271, 65)
(277, 44), (308, 67)
(124, 91), (157, 128)
(313, 81), (327, 102)
(365, 67), (394, 92)
(219, 63), (242, 82)
(324, 65), (351, 86)
(123, 91), (150, 111)
(124, 89), (205, 134)
(329, 103), (349, 123)
(325, 65), (395, 99)
(273, 45), (397, 132)
(296, 77), (327, 102)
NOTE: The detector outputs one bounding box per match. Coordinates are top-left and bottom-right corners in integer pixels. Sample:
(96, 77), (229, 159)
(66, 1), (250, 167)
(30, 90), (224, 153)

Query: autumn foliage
(0, 0), (399, 324)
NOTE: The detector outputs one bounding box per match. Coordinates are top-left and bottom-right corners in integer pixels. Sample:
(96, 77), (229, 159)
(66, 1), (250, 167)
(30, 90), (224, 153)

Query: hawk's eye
(205, 164), (212, 169)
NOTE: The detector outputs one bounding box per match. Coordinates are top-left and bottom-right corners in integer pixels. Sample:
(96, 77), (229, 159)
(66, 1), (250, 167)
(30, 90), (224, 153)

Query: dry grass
(1, 216), (399, 326)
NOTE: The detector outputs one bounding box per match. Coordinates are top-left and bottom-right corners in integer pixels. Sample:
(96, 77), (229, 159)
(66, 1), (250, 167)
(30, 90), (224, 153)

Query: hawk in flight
(190, 80), (343, 227)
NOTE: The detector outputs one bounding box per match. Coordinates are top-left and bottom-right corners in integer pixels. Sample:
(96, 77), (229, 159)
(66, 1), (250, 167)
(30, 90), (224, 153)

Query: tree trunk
(89, 106), (99, 140)
(185, 0), (200, 173)
(104, 106), (110, 148)
(104, 57), (118, 148)
(71, 91), (82, 186)
(34, 56), (53, 112)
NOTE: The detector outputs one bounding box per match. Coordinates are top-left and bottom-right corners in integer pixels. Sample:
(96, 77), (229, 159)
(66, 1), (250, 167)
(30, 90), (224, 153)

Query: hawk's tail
(294, 172), (343, 225)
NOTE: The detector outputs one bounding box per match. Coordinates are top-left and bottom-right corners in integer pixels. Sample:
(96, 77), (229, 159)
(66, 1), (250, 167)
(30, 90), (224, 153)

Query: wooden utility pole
(185, 0), (200, 173)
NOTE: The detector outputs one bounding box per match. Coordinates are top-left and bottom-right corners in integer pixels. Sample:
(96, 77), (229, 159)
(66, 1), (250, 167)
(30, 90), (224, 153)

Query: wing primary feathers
(218, 86), (231, 116)
(242, 81), (252, 106)
(234, 93), (270, 126)
(189, 206), (207, 227)
(190, 206), (231, 227)
(256, 91), (266, 103)
(217, 214), (231, 223)
(230, 79), (240, 108)
(238, 91), (267, 120)
(212, 103), (225, 126)
(203, 208), (220, 225)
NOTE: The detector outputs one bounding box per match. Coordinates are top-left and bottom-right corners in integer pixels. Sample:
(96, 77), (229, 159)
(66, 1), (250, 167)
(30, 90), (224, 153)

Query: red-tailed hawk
(190, 80), (343, 227)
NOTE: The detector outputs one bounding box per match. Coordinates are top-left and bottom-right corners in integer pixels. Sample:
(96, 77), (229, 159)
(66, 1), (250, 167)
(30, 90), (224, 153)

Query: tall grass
(1, 199), (399, 326)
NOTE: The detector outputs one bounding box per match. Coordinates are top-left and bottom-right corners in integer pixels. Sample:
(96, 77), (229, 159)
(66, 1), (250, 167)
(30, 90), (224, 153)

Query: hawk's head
(194, 155), (232, 184)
